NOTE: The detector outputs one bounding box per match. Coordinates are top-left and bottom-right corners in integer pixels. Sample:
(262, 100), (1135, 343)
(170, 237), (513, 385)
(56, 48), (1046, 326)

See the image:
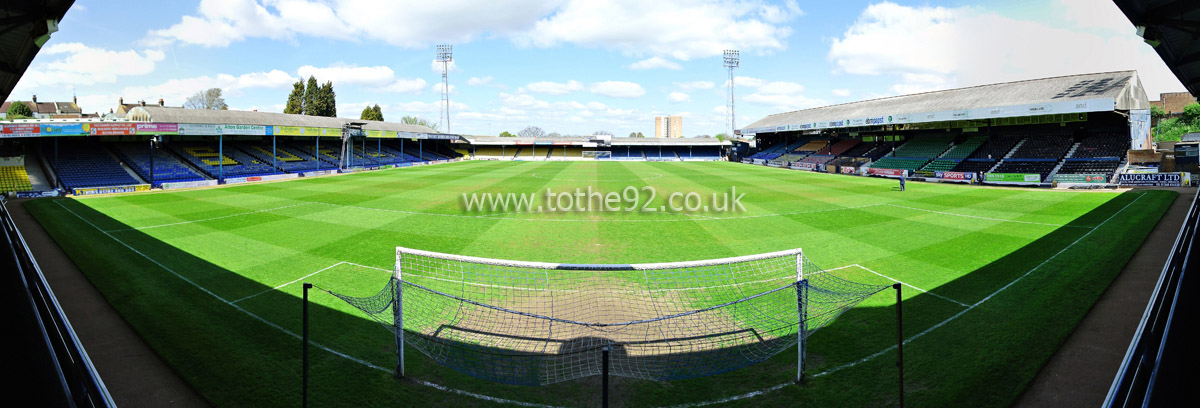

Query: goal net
(324, 247), (889, 386)
(582, 150), (612, 160)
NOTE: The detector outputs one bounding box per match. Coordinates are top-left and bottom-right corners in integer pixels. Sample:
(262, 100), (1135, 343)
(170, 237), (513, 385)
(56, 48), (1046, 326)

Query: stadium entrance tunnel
(18, 188), (1176, 407)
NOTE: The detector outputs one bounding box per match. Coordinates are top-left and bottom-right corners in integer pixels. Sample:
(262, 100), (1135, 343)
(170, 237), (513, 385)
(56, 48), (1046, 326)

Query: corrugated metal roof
(126, 105), (439, 133)
(744, 70), (1150, 131)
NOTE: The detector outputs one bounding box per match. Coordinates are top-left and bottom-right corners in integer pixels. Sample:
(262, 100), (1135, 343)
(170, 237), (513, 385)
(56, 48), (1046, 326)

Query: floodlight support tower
(723, 50), (739, 139)
(436, 44), (453, 133)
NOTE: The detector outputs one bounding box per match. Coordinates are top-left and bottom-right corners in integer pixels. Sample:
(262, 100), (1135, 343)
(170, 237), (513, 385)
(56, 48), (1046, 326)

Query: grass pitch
(26, 160), (1175, 407)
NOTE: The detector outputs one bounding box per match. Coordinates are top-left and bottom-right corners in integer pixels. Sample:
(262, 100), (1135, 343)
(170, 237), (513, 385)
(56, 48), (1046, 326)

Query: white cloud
(467, 76), (505, 89)
(676, 81), (715, 91)
(383, 78), (428, 94)
(297, 64), (396, 87)
(523, 80), (584, 95)
(668, 92), (691, 103)
(12, 43), (164, 94)
(432, 82), (457, 94)
(431, 59), (460, 74)
(628, 56), (682, 70)
(589, 81), (646, 98)
(146, 0), (558, 48)
(66, 69), (298, 113)
(148, 1), (800, 62)
(828, 1), (1185, 96)
(516, 0), (799, 60)
(296, 64), (426, 94)
(831, 89), (851, 97)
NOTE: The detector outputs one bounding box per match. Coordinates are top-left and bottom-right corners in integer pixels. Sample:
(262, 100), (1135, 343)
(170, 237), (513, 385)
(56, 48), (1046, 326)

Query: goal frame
(582, 150), (612, 160)
(392, 246), (808, 381)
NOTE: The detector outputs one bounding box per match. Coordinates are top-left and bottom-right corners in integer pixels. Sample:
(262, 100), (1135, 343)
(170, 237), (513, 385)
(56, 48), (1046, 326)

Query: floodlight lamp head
(723, 49), (739, 68)
(436, 44), (453, 62)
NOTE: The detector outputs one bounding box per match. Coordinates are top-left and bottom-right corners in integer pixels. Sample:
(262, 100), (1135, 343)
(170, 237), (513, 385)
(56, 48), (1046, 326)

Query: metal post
(53, 137), (59, 188)
(302, 282), (312, 408)
(316, 136), (320, 172)
(419, 139), (424, 162)
(149, 137), (155, 188)
(394, 251), (405, 378)
(796, 252), (805, 384)
(218, 134), (224, 183)
(272, 135), (277, 173)
(401, 138), (406, 162)
(377, 138), (381, 165)
(602, 346), (610, 408)
(895, 282), (904, 408)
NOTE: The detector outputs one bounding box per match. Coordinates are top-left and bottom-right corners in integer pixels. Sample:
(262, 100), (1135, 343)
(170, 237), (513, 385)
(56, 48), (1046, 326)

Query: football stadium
(3, 1), (1199, 407)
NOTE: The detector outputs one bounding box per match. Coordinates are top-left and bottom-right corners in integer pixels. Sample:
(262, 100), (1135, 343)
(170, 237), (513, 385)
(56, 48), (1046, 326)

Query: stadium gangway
(0, 198), (115, 408)
(1104, 187), (1200, 407)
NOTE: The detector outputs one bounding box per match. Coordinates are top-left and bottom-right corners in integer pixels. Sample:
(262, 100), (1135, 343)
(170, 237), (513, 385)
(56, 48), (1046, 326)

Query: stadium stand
(889, 135), (952, 158)
(817, 139), (860, 156)
(940, 135), (987, 159)
(920, 159), (960, 172)
(167, 142), (280, 179)
(0, 165), (32, 192)
(110, 143), (206, 186)
(792, 140), (828, 154)
(991, 161), (1057, 180)
(43, 142), (141, 189)
(869, 157), (930, 172)
(1007, 131), (1073, 159)
(238, 143), (322, 173)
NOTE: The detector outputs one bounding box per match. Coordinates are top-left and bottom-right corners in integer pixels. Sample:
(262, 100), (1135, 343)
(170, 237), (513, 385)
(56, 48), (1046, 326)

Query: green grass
(25, 160), (1175, 407)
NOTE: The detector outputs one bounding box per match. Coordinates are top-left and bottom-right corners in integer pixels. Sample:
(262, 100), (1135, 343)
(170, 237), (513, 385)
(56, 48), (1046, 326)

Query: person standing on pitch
(899, 172), (906, 191)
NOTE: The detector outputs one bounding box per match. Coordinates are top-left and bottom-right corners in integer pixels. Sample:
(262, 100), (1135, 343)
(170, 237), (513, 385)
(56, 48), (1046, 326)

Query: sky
(10, 0), (1187, 137)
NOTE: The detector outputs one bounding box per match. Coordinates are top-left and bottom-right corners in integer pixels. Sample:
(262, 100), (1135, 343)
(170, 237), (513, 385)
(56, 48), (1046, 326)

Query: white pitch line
(53, 200), (552, 408)
(105, 202), (312, 232)
(882, 203), (1092, 228)
(232, 261), (347, 304)
(651, 192), (1146, 407)
(851, 264), (969, 308)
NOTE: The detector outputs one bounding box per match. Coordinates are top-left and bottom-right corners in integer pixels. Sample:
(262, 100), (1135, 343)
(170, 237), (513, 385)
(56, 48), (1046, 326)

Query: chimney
(140, 100), (146, 106)
(31, 94), (37, 103)
(73, 95), (77, 105)
(119, 97), (123, 105)
(158, 98), (164, 107)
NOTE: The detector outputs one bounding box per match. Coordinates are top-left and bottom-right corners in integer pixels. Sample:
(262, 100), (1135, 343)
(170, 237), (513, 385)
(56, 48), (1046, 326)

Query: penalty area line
(232, 261), (347, 304)
(852, 264), (969, 308)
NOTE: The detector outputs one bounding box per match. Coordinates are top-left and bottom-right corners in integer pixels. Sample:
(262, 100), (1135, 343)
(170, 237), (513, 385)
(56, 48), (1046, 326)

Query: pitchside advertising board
(74, 184), (150, 196)
(985, 173), (1041, 183)
(1117, 173), (1191, 187)
(1053, 174), (1109, 184)
(934, 171), (974, 181)
(868, 168), (906, 177)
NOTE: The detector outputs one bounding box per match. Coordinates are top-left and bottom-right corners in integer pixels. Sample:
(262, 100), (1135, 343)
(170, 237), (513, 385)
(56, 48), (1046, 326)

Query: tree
(184, 88), (227, 110)
(628, 132), (637, 137)
(6, 101), (33, 119)
(636, 132), (645, 138)
(715, 133), (727, 142)
(499, 131), (515, 137)
(372, 104), (383, 121)
(518, 126), (545, 138)
(401, 115), (440, 131)
(284, 81), (304, 114)
(303, 76), (319, 116)
(317, 81), (337, 117)
(547, 132), (562, 138)
(1183, 102), (1200, 124)
(360, 105), (384, 121)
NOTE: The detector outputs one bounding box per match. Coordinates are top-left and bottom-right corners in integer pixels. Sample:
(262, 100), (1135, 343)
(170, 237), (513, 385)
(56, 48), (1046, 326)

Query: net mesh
(324, 248), (889, 385)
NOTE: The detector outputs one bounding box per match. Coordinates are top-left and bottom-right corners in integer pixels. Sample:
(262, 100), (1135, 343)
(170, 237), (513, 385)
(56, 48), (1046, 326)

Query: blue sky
(11, 0), (1186, 137)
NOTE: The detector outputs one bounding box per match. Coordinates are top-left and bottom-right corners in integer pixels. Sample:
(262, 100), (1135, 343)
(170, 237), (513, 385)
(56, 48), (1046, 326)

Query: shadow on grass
(22, 188), (1172, 408)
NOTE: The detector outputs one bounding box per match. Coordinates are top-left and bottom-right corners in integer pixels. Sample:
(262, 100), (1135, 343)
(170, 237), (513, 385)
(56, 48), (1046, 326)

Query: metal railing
(1104, 187), (1200, 407)
(0, 197), (114, 407)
